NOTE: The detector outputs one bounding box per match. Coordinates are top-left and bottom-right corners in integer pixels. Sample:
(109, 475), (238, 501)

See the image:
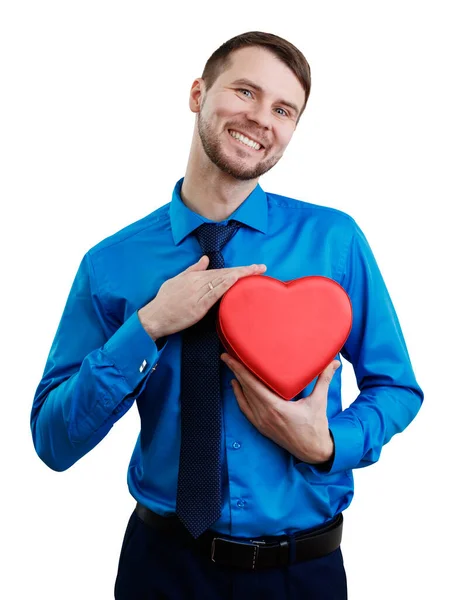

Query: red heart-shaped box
(216, 275), (352, 400)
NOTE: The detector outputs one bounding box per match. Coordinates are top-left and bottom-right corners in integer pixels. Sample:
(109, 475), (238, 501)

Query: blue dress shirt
(31, 177), (424, 537)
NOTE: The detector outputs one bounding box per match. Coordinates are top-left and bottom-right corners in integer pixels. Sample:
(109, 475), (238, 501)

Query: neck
(181, 132), (259, 222)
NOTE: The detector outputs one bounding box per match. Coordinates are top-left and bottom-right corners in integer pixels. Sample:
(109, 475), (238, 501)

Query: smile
(228, 129), (263, 151)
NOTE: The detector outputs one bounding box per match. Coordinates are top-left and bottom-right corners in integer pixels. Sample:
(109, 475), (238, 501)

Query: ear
(189, 78), (204, 114)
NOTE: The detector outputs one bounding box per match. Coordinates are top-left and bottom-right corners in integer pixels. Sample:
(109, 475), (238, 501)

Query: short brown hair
(201, 31), (311, 123)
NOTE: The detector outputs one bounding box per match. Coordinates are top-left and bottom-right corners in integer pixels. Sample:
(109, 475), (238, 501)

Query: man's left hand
(220, 353), (340, 465)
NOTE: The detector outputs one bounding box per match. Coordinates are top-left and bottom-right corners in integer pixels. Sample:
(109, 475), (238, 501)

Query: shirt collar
(169, 177), (268, 245)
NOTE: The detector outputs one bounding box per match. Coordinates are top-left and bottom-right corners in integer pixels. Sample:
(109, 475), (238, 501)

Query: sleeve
(323, 219), (424, 474)
(30, 252), (168, 472)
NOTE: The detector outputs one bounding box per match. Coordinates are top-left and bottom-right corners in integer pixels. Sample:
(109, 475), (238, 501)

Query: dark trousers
(114, 509), (348, 599)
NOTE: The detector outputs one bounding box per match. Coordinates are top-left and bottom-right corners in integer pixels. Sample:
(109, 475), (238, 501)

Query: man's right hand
(138, 255), (267, 341)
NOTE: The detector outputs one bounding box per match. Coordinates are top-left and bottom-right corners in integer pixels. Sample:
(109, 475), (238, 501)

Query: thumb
(183, 255), (209, 273)
(314, 360), (340, 395)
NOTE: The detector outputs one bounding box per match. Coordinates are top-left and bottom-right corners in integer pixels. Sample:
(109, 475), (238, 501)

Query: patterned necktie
(176, 220), (242, 539)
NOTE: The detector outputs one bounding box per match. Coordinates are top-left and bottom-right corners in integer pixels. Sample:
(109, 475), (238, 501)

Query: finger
(231, 379), (252, 418)
(313, 360), (341, 396)
(206, 270), (256, 297)
(221, 354), (247, 377)
(222, 357), (250, 392)
(183, 255), (210, 273)
(203, 265), (267, 303)
(222, 354), (278, 405)
(210, 264), (267, 278)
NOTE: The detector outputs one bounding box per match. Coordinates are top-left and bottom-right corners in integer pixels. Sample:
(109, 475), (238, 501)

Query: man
(31, 31), (423, 599)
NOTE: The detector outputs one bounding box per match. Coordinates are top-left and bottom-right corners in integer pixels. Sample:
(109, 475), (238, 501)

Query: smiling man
(31, 31), (423, 600)
(181, 43), (306, 223)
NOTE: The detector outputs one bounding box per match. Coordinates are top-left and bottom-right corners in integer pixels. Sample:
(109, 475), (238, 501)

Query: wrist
(311, 431), (335, 470)
(307, 430), (334, 465)
(138, 309), (161, 341)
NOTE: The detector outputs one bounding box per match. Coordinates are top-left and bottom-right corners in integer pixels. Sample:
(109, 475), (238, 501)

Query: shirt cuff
(103, 310), (166, 389)
(325, 414), (364, 473)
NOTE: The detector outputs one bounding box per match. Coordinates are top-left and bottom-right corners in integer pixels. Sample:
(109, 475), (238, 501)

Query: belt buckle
(211, 537), (265, 569)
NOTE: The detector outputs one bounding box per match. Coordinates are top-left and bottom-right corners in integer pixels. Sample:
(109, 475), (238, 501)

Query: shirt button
(232, 441), (241, 449)
(236, 499), (246, 508)
(151, 363), (158, 371)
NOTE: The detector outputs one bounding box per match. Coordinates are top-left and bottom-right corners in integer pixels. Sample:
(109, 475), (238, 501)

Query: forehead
(215, 46), (305, 109)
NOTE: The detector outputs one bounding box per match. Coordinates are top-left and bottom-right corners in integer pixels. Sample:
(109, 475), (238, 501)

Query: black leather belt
(135, 502), (343, 570)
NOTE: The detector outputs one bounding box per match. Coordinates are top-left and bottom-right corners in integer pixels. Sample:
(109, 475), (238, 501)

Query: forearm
(313, 217), (425, 475)
(32, 367), (115, 472)
(31, 297), (166, 471)
(327, 382), (423, 474)
(30, 250), (171, 470)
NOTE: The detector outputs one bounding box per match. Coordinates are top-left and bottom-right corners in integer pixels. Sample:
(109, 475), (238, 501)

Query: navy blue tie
(176, 220), (242, 539)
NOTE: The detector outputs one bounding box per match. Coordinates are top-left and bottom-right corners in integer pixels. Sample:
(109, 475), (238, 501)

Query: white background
(1, 1), (463, 598)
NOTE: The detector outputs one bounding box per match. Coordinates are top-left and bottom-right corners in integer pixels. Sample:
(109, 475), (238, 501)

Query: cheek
(217, 106), (244, 124)
(214, 95), (250, 120)
(275, 129), (294, 151)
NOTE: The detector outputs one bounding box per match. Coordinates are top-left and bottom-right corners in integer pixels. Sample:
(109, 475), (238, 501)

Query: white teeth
(229, 130), (261, 150)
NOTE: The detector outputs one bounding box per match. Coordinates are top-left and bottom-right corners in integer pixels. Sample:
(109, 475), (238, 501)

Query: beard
(197, 109), (281, 181)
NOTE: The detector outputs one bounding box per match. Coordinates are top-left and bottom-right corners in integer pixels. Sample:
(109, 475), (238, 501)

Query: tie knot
(194, 220), (242, 254)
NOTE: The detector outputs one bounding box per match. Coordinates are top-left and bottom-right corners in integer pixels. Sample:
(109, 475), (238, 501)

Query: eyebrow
(230, 77), (301, 117)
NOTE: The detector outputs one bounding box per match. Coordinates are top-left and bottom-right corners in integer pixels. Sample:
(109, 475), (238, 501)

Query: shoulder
(86, 203), (170, 260)
(266, 190), (358, 233)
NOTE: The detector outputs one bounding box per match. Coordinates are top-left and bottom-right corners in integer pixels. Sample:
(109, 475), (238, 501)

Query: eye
(238, 88), (253, 98)
(236, 89), (290, 118)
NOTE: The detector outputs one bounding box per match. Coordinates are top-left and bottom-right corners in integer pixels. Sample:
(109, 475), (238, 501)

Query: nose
(245, 101), (272, 130)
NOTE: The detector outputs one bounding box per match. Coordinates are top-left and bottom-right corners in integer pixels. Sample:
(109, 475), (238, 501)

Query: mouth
(227, 129), (265, 152)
